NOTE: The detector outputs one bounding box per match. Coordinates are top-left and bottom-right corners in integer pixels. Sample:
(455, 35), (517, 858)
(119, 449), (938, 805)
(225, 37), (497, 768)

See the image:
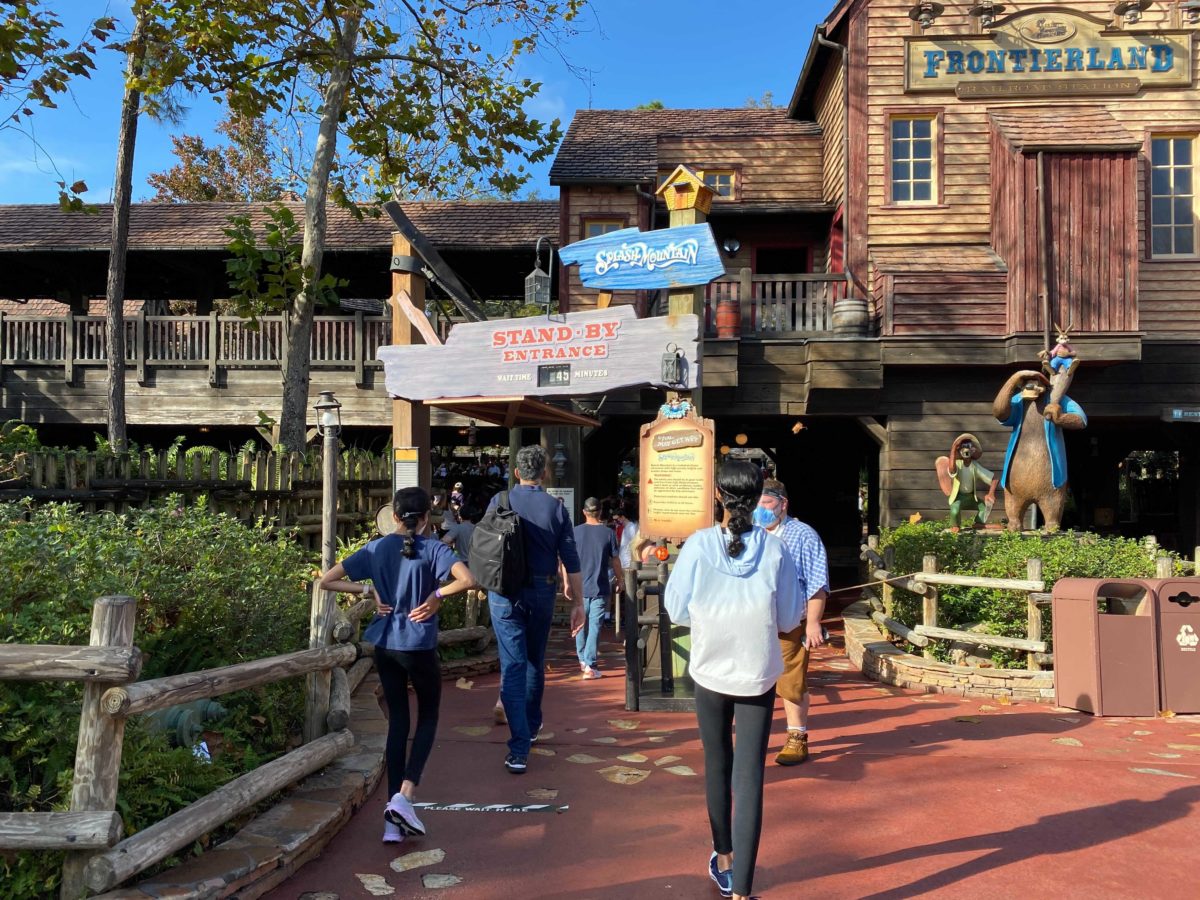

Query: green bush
(879, 523), (1174, 667)
(0, 499), (312, 897)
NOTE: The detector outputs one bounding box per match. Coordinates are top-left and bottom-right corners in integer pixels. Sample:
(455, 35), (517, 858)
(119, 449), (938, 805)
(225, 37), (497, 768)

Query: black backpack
(468, 491), (527, 596)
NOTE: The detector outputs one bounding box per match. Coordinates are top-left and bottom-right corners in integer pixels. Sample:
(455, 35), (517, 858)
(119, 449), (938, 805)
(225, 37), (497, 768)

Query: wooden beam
(857, 416), (888, 447)
(0, 811), (122, 851)
(870, 611), (930, 647)
(0, 645), (142, 683)
(392, 289), (442, 346)
(100, 644), (357, 718)
(913, 624), (1048, 653)
(914, 571), (1045, 592)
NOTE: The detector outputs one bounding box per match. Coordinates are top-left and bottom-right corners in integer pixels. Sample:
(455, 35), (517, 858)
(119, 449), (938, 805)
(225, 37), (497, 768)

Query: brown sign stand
(638, 407), (715, 542)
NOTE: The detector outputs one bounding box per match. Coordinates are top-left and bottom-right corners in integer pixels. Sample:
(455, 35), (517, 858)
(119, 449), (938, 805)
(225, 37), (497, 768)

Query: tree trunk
(105, 19), (145, 453)
(277, 12), (361, 451)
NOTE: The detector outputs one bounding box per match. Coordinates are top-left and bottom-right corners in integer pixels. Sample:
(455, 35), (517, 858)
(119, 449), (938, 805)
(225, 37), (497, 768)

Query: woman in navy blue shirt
(320, 487), (475, 844)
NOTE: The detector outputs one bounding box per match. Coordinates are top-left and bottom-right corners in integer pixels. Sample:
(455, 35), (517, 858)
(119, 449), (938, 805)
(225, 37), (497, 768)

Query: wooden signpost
(378, 305), (699, 401)
(638, 407), (715, 541)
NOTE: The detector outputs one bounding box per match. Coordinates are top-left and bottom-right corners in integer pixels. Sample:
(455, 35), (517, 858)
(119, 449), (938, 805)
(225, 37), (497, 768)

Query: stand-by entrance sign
(379, 305), (699, 400)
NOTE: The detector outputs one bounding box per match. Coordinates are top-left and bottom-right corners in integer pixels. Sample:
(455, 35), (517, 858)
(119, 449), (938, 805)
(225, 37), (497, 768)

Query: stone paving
(252, 623), (1200, 900)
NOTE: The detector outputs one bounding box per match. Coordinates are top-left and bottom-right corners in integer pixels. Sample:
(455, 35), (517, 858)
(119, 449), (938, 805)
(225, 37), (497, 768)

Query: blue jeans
(489, 581), (556, 757)
(574, 596), (606, 668)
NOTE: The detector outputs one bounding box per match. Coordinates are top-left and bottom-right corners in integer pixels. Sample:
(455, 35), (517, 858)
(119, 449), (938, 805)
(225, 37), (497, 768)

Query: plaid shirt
(771, 516), (829, 619)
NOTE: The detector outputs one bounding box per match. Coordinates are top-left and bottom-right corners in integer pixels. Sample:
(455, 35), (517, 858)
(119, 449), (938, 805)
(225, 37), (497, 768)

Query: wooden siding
(860, 0), (1200, 339)
(657, 134), (825, 205)
(991, 132), (1138, 333)
(885, 272), (1007, 336)
(559, 184), (642, 312)
(814, 59), (846, 206)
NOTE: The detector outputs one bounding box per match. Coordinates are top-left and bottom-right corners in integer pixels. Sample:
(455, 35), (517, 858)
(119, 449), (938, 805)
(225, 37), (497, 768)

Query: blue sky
(0, 1), (826, 204)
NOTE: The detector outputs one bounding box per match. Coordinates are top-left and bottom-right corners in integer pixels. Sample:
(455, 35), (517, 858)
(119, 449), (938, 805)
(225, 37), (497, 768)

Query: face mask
(752, 506), (780, 528)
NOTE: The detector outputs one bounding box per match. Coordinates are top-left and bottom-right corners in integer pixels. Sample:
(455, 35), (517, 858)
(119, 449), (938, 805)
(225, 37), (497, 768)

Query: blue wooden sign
(557, 224), (725, 291)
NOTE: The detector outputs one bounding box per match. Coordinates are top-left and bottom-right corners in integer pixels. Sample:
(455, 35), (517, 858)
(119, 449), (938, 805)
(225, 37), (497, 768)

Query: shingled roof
(0, 200), (559, 253)
(989, 106), (1141, 153)
(549, 108), (821, 184)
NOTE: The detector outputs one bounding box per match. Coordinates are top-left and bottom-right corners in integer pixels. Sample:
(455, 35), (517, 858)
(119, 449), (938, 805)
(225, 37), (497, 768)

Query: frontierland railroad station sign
(379, 305), (700, 400)
(905, 8), (1193, 98)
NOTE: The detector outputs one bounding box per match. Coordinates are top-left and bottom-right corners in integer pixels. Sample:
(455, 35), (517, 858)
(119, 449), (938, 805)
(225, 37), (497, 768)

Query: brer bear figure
(992, 366), (1087, 532)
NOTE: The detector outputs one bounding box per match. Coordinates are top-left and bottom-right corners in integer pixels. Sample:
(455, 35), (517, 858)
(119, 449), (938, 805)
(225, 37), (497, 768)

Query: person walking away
(487, 445), (584, 774)
(573, 496), (622, 678)
(753, 478), (830, 766)
(320, 487), (475, 843)
(614, 499), (640, 571)
(665, 461), (802, 899)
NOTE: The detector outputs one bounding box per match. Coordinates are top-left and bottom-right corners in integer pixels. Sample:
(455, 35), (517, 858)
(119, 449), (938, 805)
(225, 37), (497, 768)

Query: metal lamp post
(314, 390), (343, 573)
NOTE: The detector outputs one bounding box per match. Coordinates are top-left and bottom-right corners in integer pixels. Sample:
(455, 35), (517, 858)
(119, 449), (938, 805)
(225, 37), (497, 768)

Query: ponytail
(400, 514), (421, 558)
(715, 459), (763, 558)
(391, 486), (431, 559)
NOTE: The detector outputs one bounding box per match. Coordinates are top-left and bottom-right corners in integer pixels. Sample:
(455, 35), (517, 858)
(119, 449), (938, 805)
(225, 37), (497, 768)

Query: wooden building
(4, 1), (1200, 557)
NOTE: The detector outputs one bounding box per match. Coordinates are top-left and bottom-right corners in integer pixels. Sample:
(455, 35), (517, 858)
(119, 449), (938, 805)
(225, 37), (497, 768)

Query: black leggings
(374, 647), (442, 797)
(694, 681), (776, 898)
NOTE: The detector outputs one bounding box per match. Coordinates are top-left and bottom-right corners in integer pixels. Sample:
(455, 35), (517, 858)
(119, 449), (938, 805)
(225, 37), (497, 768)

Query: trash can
(1148, 578), (1200, 714)
(1051, 578), (1159, 716)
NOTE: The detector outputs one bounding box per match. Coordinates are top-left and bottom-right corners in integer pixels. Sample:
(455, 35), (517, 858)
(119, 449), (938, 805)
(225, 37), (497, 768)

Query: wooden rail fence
(703, 270), (851, 336)
(0, 448), (392, 551)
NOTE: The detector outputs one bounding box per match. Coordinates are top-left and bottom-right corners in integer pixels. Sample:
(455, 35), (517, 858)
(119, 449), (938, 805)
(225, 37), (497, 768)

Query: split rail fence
(0, 448), (391, 552)
(0, 584), (490, 897)
(860, 536), (1190, 671)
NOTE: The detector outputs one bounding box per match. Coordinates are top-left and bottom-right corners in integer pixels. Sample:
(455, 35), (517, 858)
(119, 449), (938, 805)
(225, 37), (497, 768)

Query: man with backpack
(474, 444), (583, 774)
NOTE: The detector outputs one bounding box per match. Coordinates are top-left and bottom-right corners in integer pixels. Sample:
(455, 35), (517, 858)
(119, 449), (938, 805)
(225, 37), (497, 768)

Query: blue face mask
(752, 506), (780, 528)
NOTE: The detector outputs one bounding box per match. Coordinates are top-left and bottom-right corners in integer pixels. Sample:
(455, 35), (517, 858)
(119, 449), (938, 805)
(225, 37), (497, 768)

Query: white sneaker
(385, 792), (426, 836)
(382, 818), (404, 843)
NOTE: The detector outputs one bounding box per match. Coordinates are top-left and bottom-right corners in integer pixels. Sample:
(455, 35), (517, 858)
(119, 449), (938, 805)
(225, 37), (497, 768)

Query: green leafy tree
(141, 0), (585, 451)
(744, 90), (775, 108)
(635, 99), (665, 109)
(0, 2), (116, 209)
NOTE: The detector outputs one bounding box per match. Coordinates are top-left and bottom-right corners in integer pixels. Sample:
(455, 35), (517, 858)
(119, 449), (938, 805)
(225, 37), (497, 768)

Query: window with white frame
(889, 116), (937, 205)
(1150, 135), (1196, 257)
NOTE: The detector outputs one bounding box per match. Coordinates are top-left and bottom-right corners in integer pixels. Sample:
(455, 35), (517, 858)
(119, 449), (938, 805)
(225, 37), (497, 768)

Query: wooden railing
(0, 311), (390, 387)
(703, 269), (850, 337)
(1, 448), (392, 551)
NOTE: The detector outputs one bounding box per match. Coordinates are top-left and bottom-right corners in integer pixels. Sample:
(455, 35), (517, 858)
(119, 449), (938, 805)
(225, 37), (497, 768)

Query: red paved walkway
(265, 621), (1200, 899)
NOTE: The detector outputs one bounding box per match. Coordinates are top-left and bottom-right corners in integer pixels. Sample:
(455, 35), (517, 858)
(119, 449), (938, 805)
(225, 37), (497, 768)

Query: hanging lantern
(525, 236), (553, 310)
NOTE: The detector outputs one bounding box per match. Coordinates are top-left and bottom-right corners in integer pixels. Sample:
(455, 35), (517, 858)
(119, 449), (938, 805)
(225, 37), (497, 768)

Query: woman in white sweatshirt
(665, 460), (803, 900)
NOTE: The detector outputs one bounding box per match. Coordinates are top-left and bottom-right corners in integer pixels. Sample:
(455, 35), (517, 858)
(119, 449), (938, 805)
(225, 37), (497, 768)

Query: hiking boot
(493, 701), (507, 725)
(385, 792), (426, 836)
(708, 852), (733, 898)
(775, 730), (809, 766)
(504, 752), (528, 774)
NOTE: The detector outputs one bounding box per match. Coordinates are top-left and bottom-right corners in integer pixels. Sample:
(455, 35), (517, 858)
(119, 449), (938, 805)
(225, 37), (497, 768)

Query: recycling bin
(1051, 578), (1159, 716)
(1148, 579), (1200, 714)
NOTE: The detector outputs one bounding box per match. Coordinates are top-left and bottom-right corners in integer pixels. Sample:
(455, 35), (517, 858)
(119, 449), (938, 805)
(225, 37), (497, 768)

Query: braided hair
(392, 487), (431, 559)
(716, 460), (763, 557)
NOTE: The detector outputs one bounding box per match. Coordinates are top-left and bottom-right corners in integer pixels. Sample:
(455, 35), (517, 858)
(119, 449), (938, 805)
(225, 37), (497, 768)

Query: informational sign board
(393, 447), (419, 494)
(547, 487), (576, 525)
(1163, 406), (1200, 423)
(557, 224), (725, 291)
(639, 411), (715, 541)
(905, 11), (1193, 98)
(379, 305), (700, 401)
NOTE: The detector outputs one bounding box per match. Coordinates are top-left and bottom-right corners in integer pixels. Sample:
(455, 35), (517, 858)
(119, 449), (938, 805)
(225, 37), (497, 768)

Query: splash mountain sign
(905, 7), (1193, 99)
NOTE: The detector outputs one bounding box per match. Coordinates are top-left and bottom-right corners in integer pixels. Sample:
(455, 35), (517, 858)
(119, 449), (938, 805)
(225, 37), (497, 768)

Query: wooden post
(1156, 556), (1174, 578)
(738, 266), (753, 334)
(353, 309), (366, 388)
(207, 311), (219, 387)
(326, 666), (351, 732)
(391, 234), (431, 490)
(64, 310), (75, 384)
(665, 176), (708, 415)
(1026, 557), (1044, 671)
(60, 595), (137, 900)
(303, 580), (336, 744)
(882, 544), (896, 616)
(921, 554), (938, 660)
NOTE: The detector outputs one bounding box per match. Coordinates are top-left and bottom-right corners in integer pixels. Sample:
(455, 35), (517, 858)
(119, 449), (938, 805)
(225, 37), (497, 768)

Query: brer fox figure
(992, 354), (1087, 531)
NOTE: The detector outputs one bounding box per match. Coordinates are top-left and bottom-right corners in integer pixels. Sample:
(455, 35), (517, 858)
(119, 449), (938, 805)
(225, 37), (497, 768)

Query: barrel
(715, 298), (740, 339)
(831, 298), (870, 336)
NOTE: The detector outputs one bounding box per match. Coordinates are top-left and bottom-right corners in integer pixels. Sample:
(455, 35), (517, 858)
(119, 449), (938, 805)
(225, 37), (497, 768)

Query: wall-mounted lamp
(721, 237), (741, 255)
(967, 1), (1005, 27)
(719, 444), (731, 455)
(1181, 0), (1200, 23)
(467, 420), (478, 447)
(734, 432), (748, 446)
(552, 442), (568, 478)
(1113, 0), (1152, 23)
(313, 390), (342, 438)
(525, 236), (554, 312)
(661, 342), (686, 386)
(791, 420), (806, 434)
(908, 1), (945, 29)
